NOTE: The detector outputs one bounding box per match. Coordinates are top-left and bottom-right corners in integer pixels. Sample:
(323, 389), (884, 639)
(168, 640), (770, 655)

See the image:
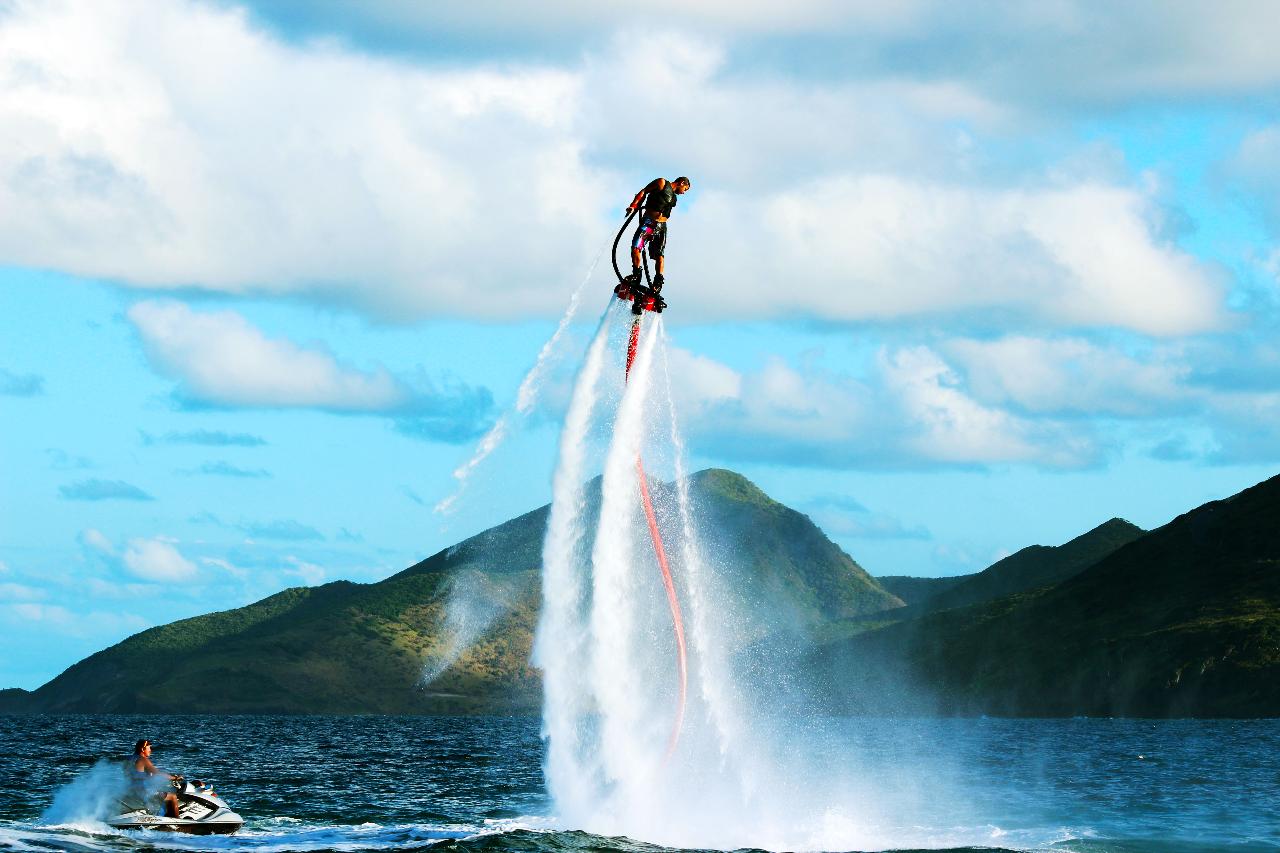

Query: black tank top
(643, 181), (677, 218)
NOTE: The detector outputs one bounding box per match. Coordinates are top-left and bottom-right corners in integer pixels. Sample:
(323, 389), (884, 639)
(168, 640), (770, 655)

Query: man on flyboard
(618, 176), (691, 315)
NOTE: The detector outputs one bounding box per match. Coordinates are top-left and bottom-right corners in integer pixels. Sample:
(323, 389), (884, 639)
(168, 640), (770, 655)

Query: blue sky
(3, 0), (1280, 689)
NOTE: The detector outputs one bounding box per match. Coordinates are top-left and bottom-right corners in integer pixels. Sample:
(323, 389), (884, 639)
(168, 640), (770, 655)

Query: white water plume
(436, 255), (599, 516)
(534, 297), (982, 850)
(535, 299), (622, 817)
(536, 305), (785, 847)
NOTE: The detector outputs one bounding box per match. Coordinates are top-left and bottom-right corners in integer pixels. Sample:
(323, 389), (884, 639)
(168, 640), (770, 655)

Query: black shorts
(631, 218), (667, 260)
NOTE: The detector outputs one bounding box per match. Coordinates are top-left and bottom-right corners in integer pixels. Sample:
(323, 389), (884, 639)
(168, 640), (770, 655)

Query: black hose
(611, 209), (655, 289)
(612, 209), (636, 284)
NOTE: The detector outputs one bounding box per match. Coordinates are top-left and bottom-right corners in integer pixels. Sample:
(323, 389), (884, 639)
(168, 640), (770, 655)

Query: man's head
(674, 177), (691, 194)
(134, 739), (152, 756)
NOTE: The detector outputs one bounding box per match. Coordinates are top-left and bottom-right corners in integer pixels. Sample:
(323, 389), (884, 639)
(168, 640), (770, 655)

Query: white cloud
(122, 537), (198, 582)
(665, 347), (742, 404)
(668, 346), (1099, 470)
(0, 0), (606, 319)
(129, 300), (403, 410)
(199, 557), (249, 579)
(881, 347), (1096, 467)
(0, 1), (1229, 334)
(127, 301), (492, 439)
(284, 556), (326, 586)
(945, 336), (1190, 416)
(80, 528), (116, 555)
(664, 333), (1280, 468)
(680, 177), (1225, 335)
(240, 1), (1280, 103)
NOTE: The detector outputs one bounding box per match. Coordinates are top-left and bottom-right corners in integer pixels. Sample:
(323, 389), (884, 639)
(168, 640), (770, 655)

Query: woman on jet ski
(129, 739), (181, 818)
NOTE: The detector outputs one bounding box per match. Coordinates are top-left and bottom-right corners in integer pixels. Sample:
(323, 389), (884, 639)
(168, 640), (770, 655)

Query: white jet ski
(108, 775), (243, 835)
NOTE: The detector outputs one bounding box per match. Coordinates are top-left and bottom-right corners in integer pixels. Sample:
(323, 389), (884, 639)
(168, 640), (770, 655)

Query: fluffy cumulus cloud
(665, 345), (1100, 470)
(130, 300), (405, 410)
(880, 347), (1098, 467)
(122, 537), (198, 582)
(128, 300), (492, 439)
(680, 177), (1224, 335)
(241, 0), (1280, 105)
(0, 0), (1230, 333)
(80, 528), (199, 583)
(944, 336), (1191, 417)
(666, 333), (1280, 470)
(0, 0), (607, 319)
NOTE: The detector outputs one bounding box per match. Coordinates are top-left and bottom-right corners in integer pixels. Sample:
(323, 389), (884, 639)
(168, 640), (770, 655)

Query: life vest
(644, 180), (678, 218)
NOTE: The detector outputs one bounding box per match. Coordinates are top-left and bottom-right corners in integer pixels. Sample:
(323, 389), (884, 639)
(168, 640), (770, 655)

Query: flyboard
(611, 209), (688, 757)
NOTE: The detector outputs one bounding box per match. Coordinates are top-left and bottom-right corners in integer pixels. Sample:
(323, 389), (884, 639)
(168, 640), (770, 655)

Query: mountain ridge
(6, 469), (899, 715)
(815, 473), (1280, 717)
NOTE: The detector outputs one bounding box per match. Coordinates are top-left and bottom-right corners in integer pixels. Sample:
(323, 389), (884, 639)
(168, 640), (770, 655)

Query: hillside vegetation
(12, 470), (898, 714)
(817, 474), (1280, 717)
(10, 469), (1280, 717)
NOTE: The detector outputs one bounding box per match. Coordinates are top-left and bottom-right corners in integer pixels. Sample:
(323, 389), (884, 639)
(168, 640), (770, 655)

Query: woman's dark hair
(133, 739), (150, 755)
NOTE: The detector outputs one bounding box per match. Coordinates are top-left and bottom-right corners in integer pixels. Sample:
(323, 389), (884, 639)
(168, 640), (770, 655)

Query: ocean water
(0, 714), (1276, 853)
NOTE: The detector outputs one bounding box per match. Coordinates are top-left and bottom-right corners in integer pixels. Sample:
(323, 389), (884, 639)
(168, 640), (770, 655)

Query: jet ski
(108, 775), (243, 835)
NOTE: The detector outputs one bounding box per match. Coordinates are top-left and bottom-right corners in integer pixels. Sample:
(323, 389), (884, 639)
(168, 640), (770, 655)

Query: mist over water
(421, 570), (521, 687)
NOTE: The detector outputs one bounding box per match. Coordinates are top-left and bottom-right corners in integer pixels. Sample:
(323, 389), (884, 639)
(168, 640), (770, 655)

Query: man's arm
(628, 178), (666, 212)
(138, 756), (177, 779)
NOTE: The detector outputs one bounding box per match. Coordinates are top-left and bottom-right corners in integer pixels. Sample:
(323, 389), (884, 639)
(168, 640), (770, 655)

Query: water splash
(535, 306), (774, 847)
(40, 760), (129, 829)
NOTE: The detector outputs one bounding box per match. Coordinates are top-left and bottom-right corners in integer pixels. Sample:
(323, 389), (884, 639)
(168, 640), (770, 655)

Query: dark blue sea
(0, 715), (1276, 853)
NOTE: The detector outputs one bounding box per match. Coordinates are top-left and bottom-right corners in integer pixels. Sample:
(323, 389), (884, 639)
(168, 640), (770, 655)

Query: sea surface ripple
(0, 715), (1276, 853)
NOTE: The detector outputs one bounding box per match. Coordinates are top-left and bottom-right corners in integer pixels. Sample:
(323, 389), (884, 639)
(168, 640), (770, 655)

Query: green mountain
(875, 575), (966, 607)
(688, 469), (902, 623)
(816, 473), (1280, 717)
(7, 469), (900, 715)
(907, 518), (1145, 615)
(0, 689), (29, 713)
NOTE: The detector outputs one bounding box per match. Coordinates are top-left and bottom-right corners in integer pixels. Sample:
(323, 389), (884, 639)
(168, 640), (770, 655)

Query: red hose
(626, 316), (687, 757)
